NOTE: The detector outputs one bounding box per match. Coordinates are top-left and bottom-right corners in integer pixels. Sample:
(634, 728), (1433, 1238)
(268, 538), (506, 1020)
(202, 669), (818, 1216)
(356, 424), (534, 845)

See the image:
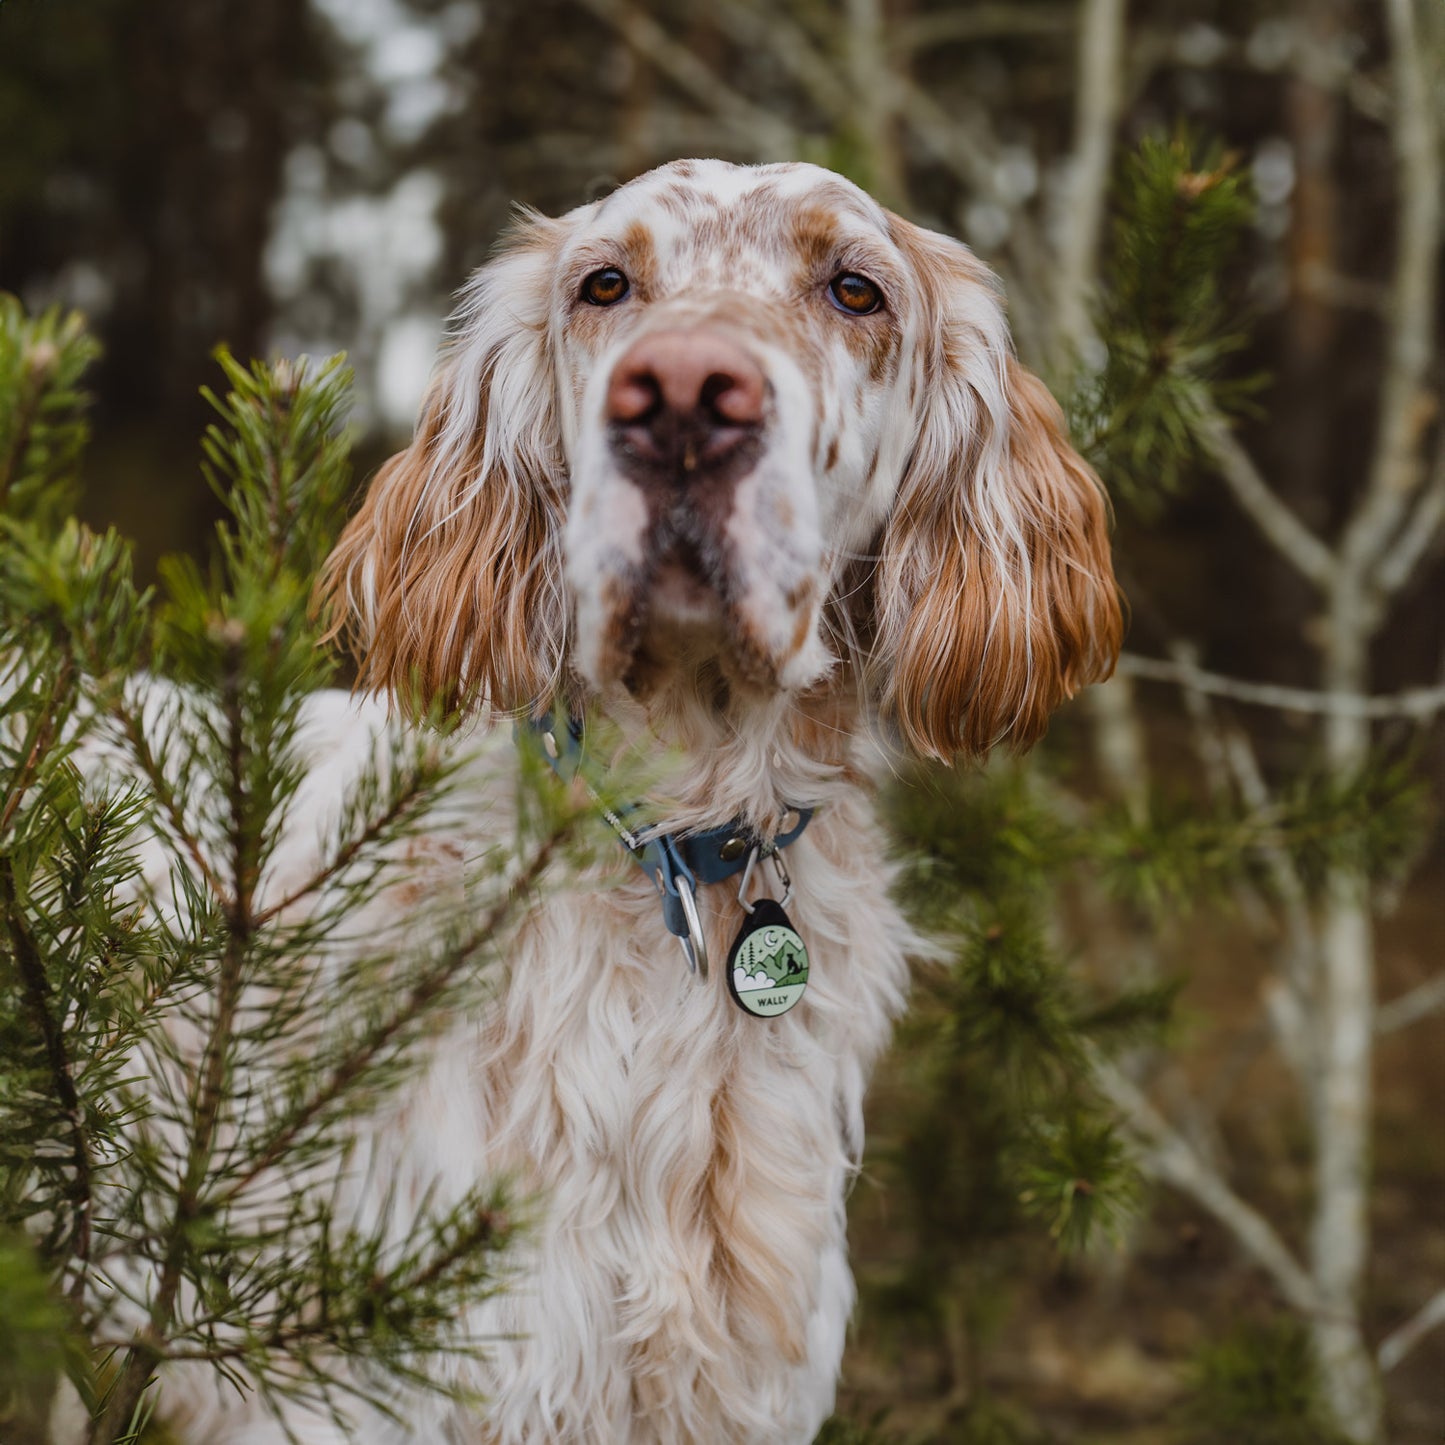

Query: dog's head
(321, 159), (1121, 760)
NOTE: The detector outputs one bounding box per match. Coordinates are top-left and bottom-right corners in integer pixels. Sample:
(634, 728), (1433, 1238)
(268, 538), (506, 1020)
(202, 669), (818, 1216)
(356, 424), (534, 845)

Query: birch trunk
(1308, 595), (1384, 1443)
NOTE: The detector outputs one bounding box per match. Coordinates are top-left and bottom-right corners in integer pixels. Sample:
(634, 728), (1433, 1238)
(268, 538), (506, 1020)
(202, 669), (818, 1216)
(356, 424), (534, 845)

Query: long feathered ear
(873, 218), (1123, 761)
(319, 211), (568, 715)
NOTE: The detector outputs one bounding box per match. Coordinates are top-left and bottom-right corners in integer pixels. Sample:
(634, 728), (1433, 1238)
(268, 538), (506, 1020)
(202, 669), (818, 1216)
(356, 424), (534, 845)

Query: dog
(136, 158), (1121, 1445)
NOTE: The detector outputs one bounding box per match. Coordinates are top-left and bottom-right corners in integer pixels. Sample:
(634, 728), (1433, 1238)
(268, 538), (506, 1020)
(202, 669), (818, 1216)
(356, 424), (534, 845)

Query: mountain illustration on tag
(726, 898), (809, 1018)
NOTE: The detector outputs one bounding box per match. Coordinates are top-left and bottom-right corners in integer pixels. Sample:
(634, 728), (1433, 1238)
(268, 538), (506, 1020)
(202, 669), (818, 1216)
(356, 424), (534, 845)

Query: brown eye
(582, 267), (630, 306)
(828, 272), (882, 315)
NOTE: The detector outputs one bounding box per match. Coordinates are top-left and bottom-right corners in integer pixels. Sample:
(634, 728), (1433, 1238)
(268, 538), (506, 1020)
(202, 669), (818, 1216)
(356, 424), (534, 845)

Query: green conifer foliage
(1066, 133), (1264, 516)
(1177, 1318), (1352, 1445)
(0, 300), (585, 1444)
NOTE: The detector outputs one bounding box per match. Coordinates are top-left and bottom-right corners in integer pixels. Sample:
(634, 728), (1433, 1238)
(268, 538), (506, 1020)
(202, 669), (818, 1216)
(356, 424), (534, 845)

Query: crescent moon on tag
(762, 929), (779, 948)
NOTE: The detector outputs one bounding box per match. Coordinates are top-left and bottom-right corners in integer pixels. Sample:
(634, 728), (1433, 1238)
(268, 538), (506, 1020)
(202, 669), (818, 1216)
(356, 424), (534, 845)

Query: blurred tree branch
(891, 5), (1076, 55)
(570, 0), (797, 156)
(1093, 1056), (1326, 1319)
(1374, 973), (1445, 1036)
(1376, 1287), (1445, 1374)
(1116, 653), (1445, 719)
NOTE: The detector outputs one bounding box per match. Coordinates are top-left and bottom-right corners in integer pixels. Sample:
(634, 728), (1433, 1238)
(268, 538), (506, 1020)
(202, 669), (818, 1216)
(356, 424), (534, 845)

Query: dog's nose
(606, 331), (765, 477)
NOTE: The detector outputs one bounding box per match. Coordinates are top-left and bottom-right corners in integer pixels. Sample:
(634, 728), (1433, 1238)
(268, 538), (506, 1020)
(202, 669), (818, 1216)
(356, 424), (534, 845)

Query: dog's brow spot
(620, 219), (658, 294)
(789, 205), (844, 277)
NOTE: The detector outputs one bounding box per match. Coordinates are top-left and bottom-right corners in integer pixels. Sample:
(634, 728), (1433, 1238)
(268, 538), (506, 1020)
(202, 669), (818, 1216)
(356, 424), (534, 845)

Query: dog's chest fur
(348, 763), (912, 1445)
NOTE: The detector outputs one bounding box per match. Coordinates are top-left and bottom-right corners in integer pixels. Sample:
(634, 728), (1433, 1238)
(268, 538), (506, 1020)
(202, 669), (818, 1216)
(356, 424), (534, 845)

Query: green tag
(726, 898), (809, 1018)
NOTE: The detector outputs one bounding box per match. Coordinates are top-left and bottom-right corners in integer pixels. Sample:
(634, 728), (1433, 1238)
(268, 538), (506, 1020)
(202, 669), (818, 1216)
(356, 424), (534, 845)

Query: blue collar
(521, 710), (813, 977)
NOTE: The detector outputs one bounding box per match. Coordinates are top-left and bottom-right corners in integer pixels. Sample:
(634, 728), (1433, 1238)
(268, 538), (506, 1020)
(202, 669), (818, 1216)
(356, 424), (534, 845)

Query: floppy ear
(873, 219), (1123, 761)
(319, 211), (568, 715)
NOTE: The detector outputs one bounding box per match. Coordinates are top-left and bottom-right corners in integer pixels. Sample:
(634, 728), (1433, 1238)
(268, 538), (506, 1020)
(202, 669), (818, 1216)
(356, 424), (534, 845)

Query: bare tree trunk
(1054, 0), (1126, 369)
(1308, 0), (1444, 1420)
(1310, 601), (1383, 1443)
(1052, 0), (1150, 817)
(1083, 668), (1149, 818)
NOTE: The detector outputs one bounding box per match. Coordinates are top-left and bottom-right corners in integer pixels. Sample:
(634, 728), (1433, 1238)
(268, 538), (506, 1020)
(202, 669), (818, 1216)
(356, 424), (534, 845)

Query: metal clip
(675, 873), (708, 979)
(735, 844), (794, 914)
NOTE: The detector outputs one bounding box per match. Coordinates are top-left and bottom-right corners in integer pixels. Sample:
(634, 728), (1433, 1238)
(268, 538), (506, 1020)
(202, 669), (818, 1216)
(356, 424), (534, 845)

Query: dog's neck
(569, 666), (867, 838)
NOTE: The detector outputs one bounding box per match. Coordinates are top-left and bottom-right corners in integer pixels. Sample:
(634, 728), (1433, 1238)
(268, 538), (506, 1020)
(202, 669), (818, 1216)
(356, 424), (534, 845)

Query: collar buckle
(522, 709), (813, 980)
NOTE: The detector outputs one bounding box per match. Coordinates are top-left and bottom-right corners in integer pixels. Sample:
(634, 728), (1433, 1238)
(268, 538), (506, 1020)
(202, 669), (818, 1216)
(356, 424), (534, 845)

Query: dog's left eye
(582, 267), (630, 306)
(828, 273), (883, 315)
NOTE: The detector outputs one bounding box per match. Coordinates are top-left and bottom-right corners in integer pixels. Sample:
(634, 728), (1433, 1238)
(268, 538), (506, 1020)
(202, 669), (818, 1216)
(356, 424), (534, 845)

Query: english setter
(160, 159), (1120, 1444)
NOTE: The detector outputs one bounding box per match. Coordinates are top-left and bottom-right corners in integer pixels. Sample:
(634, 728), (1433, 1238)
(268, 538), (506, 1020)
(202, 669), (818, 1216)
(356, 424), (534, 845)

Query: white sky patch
(1253, 137), (1296, 206)
(263, 0), (465, 435)
(371, 23), (443, 82)
(377, 313), (443, 431)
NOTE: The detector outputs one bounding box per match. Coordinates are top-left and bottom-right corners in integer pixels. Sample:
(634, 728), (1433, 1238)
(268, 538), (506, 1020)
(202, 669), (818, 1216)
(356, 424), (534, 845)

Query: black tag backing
(725, 898), (809, 1018)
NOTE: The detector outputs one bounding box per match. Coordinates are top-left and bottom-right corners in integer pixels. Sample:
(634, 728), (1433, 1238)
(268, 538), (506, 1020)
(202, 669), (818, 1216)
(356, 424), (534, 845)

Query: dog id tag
(726, 898), (809, 1018)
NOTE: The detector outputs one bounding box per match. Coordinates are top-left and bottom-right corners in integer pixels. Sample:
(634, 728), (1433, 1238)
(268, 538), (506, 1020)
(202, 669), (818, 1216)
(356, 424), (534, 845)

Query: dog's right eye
(582, 268), (630, 306)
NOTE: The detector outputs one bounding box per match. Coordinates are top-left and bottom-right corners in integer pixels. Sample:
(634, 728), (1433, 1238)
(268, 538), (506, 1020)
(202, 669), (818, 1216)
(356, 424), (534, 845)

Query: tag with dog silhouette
(726, 899), (809, 1017)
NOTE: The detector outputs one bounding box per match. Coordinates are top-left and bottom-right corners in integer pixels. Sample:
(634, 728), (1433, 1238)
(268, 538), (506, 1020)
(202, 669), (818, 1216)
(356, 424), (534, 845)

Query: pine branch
(1, 869), (94, 1303)
(106, 696), (227, 904)
(0, 656), (73, 839)
(0, 299), (100, 526)
(212, 821), (569, 1210)
(90, 639), (258, 1444)
(250, 779), (432, 928)
(0, 337), (48, 512)
(1072, 136), (1262, 511)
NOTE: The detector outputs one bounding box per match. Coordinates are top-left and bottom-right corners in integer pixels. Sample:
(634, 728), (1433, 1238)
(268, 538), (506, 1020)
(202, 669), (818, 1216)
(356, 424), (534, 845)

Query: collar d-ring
(673, 872), (708, 978)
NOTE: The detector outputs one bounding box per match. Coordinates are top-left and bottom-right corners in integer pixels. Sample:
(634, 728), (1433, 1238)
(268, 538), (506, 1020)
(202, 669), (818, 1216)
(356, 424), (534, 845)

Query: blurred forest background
(2, 0), (1442, 1441)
